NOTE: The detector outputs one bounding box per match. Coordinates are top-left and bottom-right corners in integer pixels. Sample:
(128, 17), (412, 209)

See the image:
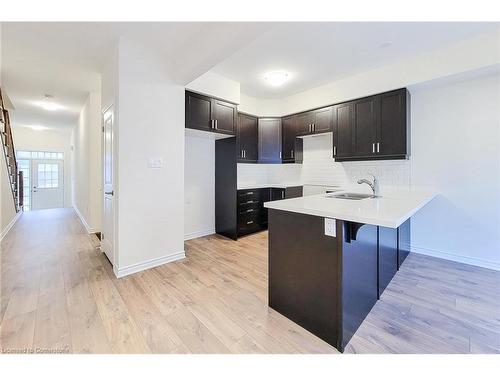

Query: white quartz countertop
(237, 183), (303, 190)
(264, 190), (437, 228)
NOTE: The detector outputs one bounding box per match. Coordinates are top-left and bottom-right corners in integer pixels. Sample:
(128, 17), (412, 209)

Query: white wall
(184, 135), (215, 239)
(114, 38), (185, 275)
(186, 71), (240, 104)
(13, 126), (72, 207)
(409, 72), (500, 270)
(71, 91), (102, 233)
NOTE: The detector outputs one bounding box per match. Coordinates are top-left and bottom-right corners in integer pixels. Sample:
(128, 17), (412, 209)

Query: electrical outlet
(324, 218), (336, 237)
(148, 157), (164, 168)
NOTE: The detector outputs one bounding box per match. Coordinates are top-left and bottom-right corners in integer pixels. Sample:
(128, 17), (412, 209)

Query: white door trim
(101, 103), (117, 272)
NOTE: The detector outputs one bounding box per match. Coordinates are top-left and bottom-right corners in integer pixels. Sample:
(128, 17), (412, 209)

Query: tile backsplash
(301, 134), (411, 192)
(237, 133), (411, 192)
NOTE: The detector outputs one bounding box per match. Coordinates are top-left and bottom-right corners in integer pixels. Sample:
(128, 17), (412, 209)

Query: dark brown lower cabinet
(268, 209), (411, 352)
(236, 186), (303, 238)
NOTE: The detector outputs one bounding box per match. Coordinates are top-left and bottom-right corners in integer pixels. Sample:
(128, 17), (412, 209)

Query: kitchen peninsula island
(264, 190), (436, 352)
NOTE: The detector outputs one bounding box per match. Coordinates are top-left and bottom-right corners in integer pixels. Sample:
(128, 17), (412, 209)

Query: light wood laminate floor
(1, 208), (499, 353)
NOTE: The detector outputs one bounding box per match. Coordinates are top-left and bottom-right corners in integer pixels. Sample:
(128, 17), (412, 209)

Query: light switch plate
(324, 218), (336, 237)
(148, 157), (164, 168)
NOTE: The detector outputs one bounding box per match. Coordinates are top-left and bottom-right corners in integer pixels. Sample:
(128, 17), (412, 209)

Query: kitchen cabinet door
(332, 102), (354, 159)
(237, 113), (258, 162)
(213, 99), (236, 135)
(282, 115), (297, 162)
(377, 89), (409, 158)
(313, 106), (333, 133)
(295, 111), (314, 136)
(353, 97), (377, 157)
(258, 118), (282, 163)
(185, 91), (213, 131)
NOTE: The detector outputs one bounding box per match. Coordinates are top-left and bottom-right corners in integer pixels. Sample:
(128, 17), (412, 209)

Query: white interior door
(101, 105), (115, 265)
(32, 159), (64, 210)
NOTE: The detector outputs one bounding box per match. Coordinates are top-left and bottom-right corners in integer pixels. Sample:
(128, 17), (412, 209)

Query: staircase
(1, 87), (23, 212)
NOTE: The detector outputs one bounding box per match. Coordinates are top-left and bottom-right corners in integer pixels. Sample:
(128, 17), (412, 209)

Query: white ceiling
(211, 22), (500, 98)
(1, 22), (270, 131)
(2, 22), (498, 132)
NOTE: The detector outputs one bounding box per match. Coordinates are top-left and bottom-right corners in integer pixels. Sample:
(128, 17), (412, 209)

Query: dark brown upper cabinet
(295, 106), (333, 136)
(185, 91), (213, 132)
(332, 102), (354, 159)
(333, 88), (410, 161)
(185, 91), (237, 135)
(353, 96), (378, 157)
(377, 89), (409, 158)
(295, 111), (315, 136)
(281, 115), (303, 164)
(312, 106), (334, 133)
(237, 113), (258, 163)
(258, 118), (282, 164)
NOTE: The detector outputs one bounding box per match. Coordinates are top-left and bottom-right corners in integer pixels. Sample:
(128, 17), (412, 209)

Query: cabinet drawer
(238, 189), (262, 203)
(237, 211), (262, 234)
(238, 205), (261, 215)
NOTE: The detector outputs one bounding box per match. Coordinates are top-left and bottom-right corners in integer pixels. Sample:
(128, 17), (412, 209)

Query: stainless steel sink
(326, 193), (377, 200)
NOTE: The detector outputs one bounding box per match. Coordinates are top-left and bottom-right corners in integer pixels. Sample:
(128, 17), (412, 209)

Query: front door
(32, 159), (64, 210)
(101, 105), (115, 265)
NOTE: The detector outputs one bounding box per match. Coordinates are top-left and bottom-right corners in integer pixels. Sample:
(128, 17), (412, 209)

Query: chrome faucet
(357, 174), (380, 196)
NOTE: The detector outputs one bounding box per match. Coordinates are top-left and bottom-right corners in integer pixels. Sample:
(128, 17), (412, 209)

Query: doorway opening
(16, 150), (64, 211)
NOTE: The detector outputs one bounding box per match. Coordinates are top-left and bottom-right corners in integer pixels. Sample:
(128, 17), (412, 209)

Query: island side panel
(340, 222), (378, 351)
(268, 209), (342, 349)
(378, 226), (398, 298)
(398, 218), (411, 267)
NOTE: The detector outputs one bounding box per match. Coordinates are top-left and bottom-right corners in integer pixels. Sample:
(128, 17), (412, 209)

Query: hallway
(1, 208), (499, 353)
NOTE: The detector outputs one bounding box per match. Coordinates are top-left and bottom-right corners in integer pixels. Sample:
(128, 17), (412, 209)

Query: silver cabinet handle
(246, 192), (253, 195)
(291, 149), (294, 158)
(372, 143), (375, 153)
(244, 150), (246, 158)
(246, 209), (253, 212)
(312, 123), (315, 132)
(282, 191), (284, 199)
(246, 200), (254, 204)
(279, 151), (282, 159)
(333, 146), (336, 156)
(214, 119), (218, 130)
(211, 119), (215, 129)
(247, 221), (254, 225)
(377, 142), (380, 153)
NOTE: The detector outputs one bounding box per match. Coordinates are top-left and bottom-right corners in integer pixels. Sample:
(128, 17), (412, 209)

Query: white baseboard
(0, 210), (22, 242)
(73, 205), (96, 234)
(411, 245), (500, 271)
(184, 228), (215, 241)
(115, 251), (186, 278)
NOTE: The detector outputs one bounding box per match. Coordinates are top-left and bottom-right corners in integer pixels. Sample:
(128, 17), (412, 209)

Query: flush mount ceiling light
(28, 125), (50, 131)
(263, 70), (290, 87)
(34, 94), (64, 111)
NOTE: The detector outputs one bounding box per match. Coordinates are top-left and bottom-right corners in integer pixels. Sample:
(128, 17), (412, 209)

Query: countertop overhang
(264, 190), (437, 228)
